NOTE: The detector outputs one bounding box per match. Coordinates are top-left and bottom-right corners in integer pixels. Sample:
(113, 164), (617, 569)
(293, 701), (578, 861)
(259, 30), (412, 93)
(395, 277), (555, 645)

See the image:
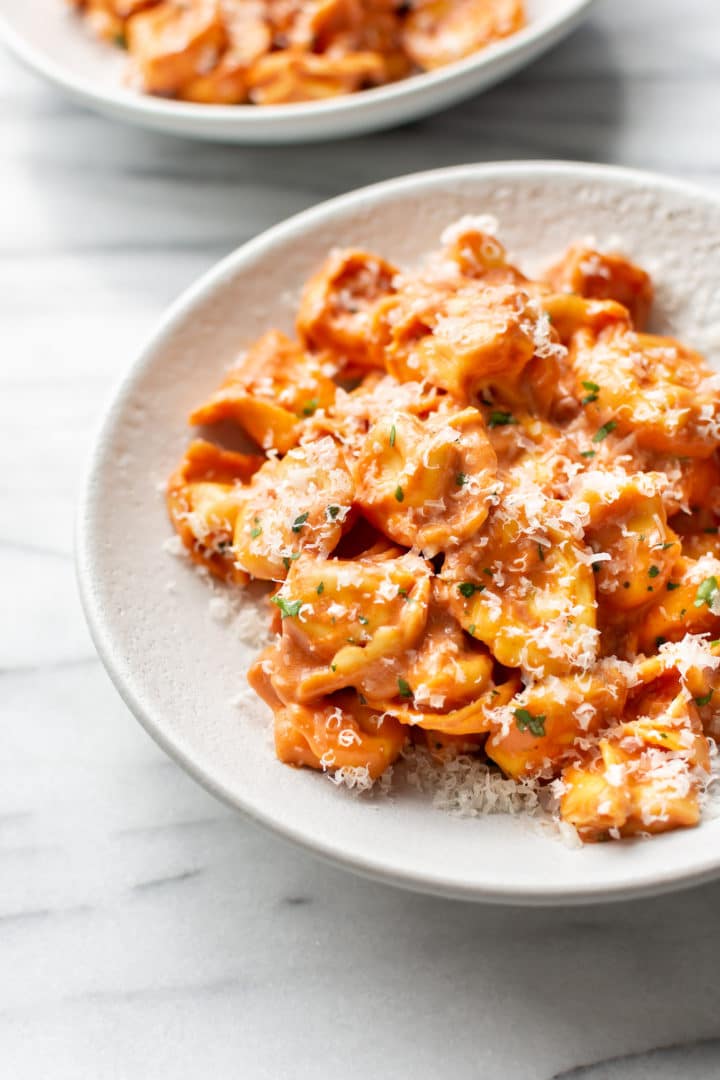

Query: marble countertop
(3, 0), (720, 1076)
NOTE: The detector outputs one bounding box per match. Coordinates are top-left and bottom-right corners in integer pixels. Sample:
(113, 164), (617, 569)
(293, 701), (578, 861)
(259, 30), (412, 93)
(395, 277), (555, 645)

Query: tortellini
(167, 226), (720, 843)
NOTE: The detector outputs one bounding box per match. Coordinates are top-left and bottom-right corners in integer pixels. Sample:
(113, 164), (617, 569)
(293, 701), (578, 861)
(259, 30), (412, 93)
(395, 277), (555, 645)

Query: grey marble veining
(2, 0), (720, 1076)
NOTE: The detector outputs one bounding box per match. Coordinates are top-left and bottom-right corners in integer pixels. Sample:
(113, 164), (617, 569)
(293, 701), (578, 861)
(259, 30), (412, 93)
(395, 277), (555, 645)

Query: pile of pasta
(68, 0), (525, 105)
(167, 218), (720, 842)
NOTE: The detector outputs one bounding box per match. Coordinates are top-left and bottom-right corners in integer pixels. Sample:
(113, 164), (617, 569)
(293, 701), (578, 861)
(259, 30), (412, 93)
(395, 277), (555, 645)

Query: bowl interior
(78, 162), (720, 903)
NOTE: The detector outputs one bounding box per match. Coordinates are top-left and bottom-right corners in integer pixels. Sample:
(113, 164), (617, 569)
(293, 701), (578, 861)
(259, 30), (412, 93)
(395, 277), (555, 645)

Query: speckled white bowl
(1, 0), (594, 143)
(77, 162), (720, 903)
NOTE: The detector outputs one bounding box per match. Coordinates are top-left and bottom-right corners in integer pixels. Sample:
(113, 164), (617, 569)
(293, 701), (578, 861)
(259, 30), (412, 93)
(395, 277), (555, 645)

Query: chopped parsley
(695, 690), (714, 707)
(694, 575), (719, 608)
(272, 596), (302, 619)
(468, 624), (476, 636)
(395, 485), (404, 503)
(514, 708), (546, 737)
(302, 398), (319, 416)
(389, 425), (396, 448)
(316, 582), (325, 595)
(358, 615), (369, 626)
(488, 410), (516, 428)
(580, 450), (596, 459)
(291, 512), (309, 533)
(250, 516), (262, 539)
(654, 541), (676, 551)
(581, 380), (600, 405)
(358, 693), (368, 705)
(282, 553), (301, 570)
(592, 562), (601, 574)
(666, 581), (681, 591)
(458, 582), (483, 597)
(330, 663), (337, 672)
(456, 472), (468, 487)
(537, 544), (546, 562)
(397, 677), (413, 699)
(648, 565), (660, 578)
(592, 420), (617, 443)
(326, 505), (341, 520)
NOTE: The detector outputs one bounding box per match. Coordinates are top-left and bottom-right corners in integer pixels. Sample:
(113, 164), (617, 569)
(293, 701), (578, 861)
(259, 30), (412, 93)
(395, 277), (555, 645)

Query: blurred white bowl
(1, 0), (594, 143)
(77, 161), (720, 903)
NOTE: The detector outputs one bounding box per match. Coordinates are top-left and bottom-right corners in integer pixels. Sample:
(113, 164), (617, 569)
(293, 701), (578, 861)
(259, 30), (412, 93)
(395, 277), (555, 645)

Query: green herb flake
(398, 588), (409, 599)
(458, 582), (481, 598)
(648, 565), (660, 578)
(654, 541), (676, 551)
(302, 398), (319, 416)
(488, 410), (516, 428)
(695, 690), (714, 707)
(580, 450), (596, 459)
(514, 708), (546, 738)
(397, 677), (413, 699)
(271, 596), (302, 619)
(537, 544), (546, 562)
(358, 693), (367, 705)
(282, 553), (301, 570)
(456, 472), (468, 487)
(581, 380), (600, 406)
(292, 512), (309, 533)
(250, 525), (262, 539)
(694, 575), (719, 609)
(389, 425), (396, 448)
(468, 624), (476, 637)
(358, 615), (369, 626)
(394, 485), (404, 503)
(330, 663), (337, 672)
(592, 420), (618, 443)
(326, 505), (341, 520)
(667, 581), (681, 591)
(316, 582), (325, 595)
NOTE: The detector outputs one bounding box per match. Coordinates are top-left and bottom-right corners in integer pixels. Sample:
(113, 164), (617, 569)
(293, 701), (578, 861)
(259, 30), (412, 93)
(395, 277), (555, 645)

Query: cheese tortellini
(168, 223), (720, 842)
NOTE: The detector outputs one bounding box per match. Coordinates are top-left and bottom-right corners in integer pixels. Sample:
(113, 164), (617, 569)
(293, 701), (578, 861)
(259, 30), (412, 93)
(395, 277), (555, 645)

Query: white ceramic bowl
(77, 162), (720, 904)
(1, 0), (594, 143)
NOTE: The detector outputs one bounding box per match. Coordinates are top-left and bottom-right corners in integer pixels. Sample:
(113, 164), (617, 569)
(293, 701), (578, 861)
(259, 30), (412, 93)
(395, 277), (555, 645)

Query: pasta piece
(402, 0), (524, 70)
(188, 330), (336, 454)
(485, 661), (630, 779)
(353, 405), (498, 554)
(574, 470), (679, 610)
(540, 294), (630, 345)
(560, 682), (710, 841)
(232, 435), (354, 580)
(126, 0), (227, 96)
(271, 693), (407, 779)
(442, 500), (598, 678)
(179, 0), (271, 103)
(166, 438), (263, 582)
(635, 555), (720, 653)
(544, 246), (653, 331)
(384, 283), (543, 400)
(376, 676), (520, 736)
(571, 325), (720, 457)
(261, 550), (432, 702)
(404, 586), (496, 708)
(246, 49), (387, 104)
(296, 249), (397, 373)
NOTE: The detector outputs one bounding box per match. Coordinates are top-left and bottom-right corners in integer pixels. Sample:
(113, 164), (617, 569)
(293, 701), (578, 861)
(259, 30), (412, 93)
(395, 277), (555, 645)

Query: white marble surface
(2, 1), (720, 1076)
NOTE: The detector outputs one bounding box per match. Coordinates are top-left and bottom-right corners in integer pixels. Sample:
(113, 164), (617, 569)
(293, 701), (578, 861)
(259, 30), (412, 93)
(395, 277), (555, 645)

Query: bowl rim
(0, 0), (594, 130)
(77, 160), (720, 905)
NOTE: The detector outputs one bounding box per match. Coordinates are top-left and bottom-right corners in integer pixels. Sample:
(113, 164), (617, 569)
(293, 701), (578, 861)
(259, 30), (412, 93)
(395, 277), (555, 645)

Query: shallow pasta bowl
(0, 0), (594, 143)
(77, 161), (720, 903)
